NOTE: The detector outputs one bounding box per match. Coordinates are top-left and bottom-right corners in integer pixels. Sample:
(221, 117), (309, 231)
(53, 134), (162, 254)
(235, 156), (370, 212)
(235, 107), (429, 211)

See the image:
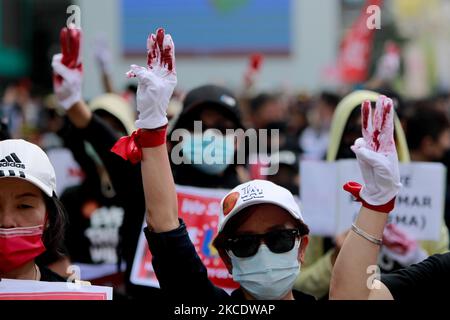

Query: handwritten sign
(301, 160), (446, 241)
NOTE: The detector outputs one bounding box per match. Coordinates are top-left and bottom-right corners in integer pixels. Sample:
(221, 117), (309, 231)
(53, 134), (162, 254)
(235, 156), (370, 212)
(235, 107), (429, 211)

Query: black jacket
(59, 116), (146, 280)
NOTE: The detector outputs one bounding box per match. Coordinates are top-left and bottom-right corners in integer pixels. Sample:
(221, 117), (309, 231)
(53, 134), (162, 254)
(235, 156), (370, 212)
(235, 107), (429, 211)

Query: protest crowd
(1, 0), (450, 304)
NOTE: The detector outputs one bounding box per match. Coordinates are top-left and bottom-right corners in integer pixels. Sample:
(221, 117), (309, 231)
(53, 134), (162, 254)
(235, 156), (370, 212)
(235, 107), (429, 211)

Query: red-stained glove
(111, 27), (176, 164)
(52, 25), (83, 110)
(343, 95), (402, 213)
(126, 28), (177, 130)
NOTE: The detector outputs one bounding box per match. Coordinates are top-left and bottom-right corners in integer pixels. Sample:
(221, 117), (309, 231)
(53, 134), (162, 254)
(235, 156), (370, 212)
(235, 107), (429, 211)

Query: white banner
(0, 279), (112, 300)
(301, 160), (446, 241)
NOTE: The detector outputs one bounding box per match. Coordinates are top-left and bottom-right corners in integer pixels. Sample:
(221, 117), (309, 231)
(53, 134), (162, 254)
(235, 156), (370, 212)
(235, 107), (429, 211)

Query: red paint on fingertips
(381, 101), (392, 129)
(161, 46), (173, 71)
(362, 101), (370, 130)
(60, 27), (81, 69)
(148, 34), (157, 68)
(156, 28), (165, 49)
(60, 28), (70, 66)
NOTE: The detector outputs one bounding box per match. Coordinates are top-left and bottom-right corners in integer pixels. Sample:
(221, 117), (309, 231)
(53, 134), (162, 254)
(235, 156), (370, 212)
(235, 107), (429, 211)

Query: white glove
(351, 96), (402, 206)
(52, 54), (82, 110)
(127, 28), (177, 129)
(51, 26), (83, 110)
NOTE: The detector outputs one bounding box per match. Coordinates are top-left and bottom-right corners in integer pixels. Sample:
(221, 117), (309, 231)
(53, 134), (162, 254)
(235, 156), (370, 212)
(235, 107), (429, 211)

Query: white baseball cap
(0, 139), (56, 197)
(218, 180), (304, 233)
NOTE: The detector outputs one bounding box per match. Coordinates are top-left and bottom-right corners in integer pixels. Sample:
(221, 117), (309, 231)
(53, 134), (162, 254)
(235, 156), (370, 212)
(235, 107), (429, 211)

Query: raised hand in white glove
(127, 28), (177, 130)
(51, 26), (83, 110)
(343, 95), (402, 213)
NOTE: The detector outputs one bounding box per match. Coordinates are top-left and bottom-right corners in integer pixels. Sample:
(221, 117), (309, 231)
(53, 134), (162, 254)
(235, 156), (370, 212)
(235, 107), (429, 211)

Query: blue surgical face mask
(182, 131), (235, 175)
(228, 240), (301, 300)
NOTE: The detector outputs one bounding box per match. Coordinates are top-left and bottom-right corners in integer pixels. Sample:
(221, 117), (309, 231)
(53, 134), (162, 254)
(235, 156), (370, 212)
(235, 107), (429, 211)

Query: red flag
(334, 0), (383, 84)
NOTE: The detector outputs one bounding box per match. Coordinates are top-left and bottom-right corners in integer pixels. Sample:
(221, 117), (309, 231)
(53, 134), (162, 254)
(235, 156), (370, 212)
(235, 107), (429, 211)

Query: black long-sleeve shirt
(59, 115), (146, 278)
(381, 252), (450, 300)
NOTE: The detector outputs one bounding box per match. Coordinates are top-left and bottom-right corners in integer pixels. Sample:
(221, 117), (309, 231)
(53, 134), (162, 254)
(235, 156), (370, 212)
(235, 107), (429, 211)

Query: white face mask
(228, 240), (301, 300)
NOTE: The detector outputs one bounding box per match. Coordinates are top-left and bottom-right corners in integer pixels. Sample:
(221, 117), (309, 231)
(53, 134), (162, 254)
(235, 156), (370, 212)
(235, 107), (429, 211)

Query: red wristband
(111, 125), (167, 164)
(135, 126), (167, 148)
(343, 181), (396, 214)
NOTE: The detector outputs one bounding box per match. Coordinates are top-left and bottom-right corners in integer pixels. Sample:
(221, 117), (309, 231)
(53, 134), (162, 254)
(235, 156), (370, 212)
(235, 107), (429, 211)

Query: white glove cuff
(135, 117), (168, 130)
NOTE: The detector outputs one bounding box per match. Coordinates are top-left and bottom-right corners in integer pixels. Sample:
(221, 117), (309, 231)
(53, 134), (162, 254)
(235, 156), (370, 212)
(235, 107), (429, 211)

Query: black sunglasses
(225, 229), (301, 258)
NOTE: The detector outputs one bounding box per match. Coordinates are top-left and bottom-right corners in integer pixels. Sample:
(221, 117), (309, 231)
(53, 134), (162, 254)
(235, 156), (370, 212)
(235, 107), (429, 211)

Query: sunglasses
(225, 229), (301, 258)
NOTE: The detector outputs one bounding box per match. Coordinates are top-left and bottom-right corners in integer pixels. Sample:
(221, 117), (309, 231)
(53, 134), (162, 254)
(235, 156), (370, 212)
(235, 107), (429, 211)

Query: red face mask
(0, 225), (46, 274)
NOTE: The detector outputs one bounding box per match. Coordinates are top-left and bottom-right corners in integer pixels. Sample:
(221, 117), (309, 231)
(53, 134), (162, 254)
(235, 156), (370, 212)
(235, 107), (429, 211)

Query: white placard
(301, 160), (446, 241)
(0, 279), (112, 300)
(300, 161), (338, 236)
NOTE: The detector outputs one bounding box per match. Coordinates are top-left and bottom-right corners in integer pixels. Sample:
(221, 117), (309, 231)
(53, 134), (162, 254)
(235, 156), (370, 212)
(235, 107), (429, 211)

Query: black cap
(172, 85), (244, 131)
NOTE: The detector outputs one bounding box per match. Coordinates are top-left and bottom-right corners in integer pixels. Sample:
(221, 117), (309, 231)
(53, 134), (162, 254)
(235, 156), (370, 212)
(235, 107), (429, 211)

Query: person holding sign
(0, 139), (67, 282)
(330, 96), (450, 300)
(113, 27), (314, 301)
(296, 91), (449, 299)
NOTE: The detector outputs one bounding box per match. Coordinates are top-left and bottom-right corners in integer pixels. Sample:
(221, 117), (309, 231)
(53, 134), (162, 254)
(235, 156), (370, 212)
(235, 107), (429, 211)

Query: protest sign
(301, 160), (446, 241)
(0, 279), (112, 300)
(130, 185), (239, 292)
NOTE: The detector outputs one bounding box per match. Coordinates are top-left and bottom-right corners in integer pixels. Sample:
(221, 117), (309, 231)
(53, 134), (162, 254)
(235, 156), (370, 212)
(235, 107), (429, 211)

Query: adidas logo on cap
(0, 153), (26, 169)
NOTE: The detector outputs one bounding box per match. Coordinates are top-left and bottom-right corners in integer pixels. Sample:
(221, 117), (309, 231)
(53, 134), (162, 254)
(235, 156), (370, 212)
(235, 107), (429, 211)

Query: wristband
(343, 181), (396, 214)
(351, 223), (383, 246)
(111, 125), (167, 164)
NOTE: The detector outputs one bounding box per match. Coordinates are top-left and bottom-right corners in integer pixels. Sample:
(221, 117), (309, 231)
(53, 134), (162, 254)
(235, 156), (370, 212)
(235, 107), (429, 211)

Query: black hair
(249, 93), (277, 114)
(319, 91), (340, 109)
(406, 107), (450, 151)
(36, 193), (68, 265)
(93, 109), (128, 136)
(0, 120), (11, 141)
(126, 84), (138, 94)
(336, 107), (363, 160)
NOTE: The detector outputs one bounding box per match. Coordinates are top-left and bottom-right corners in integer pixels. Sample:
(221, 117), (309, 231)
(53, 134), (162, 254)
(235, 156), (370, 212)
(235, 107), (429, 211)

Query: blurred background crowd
(1, 0), (450, 300)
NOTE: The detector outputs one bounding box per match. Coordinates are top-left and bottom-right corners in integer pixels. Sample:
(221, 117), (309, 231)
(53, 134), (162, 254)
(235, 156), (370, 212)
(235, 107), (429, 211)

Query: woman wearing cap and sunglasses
(0, 139), (67, 282)
(113, 27), (315, 301)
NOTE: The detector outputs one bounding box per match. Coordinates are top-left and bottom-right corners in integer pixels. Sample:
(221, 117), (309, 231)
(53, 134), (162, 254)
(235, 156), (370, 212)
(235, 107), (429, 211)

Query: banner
(0, 279), (112, 300)
(327, 0), (382, 83)
(130, 185), (238, 292)
(300, 160), (446, 241)
(122, 0), (291, 55)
